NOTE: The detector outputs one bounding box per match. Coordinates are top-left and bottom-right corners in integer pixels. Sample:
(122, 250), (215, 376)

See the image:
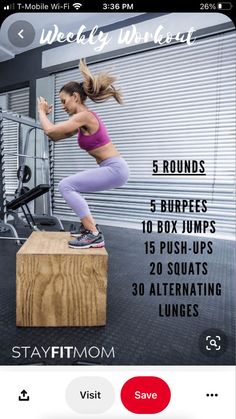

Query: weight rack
(0, 108), (64, 244)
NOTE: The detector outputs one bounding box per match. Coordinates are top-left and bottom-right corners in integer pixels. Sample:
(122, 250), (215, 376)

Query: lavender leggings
(58, 157), (130, 219)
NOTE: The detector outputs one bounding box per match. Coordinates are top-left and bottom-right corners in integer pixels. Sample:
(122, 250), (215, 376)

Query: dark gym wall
(0, 13), (162, 119)
(0, 48), (51, 118)
(0, 13), (230, 120)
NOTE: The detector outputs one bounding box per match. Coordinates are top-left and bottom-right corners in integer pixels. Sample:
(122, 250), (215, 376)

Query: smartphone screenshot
(0, 1), (235, 417)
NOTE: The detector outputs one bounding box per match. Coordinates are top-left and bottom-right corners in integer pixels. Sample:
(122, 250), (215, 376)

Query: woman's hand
(37, 96), (53, 115)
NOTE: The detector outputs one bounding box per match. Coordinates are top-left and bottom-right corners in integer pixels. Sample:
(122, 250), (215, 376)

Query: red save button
(121, 376), (171, 414)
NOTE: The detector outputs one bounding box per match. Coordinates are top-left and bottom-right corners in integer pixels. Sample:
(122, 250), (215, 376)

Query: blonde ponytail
(79, 58), (123, 104)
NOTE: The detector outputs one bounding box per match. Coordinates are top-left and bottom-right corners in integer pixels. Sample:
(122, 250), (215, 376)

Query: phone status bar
(1, 1), (234, 13)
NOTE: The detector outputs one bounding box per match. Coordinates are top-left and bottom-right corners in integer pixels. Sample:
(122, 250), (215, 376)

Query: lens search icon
(205, 336), (221, 351)
(199, 329), (228, 357)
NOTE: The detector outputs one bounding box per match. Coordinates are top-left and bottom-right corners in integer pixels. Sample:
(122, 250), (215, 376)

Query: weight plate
(17, 165), (32, 183)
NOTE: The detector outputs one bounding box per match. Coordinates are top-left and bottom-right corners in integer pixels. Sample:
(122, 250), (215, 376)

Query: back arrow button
(8, 20), (35, 47)
(18, 30), (24, 39)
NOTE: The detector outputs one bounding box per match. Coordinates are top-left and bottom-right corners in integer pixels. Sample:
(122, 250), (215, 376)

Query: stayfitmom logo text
(39, 24), (196, 52)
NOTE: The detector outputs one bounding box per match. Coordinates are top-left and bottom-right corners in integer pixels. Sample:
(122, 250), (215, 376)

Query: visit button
(121, 376), (171, 414)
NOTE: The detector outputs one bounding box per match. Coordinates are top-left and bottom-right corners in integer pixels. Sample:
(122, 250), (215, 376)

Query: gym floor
(0, 222), (235, 366)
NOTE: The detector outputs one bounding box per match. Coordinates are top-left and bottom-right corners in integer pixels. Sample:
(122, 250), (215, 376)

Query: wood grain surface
(16, 232), (108, 327)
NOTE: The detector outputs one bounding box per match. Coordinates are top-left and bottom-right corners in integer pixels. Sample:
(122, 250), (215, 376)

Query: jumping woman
(37, 59), (129, 248)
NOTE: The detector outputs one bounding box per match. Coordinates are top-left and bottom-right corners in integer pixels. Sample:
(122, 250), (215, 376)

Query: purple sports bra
(77, 111), (111, 152)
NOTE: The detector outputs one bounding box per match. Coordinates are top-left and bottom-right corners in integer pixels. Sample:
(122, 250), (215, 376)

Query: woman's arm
(38, 111), (81, 141)
(37, 97), (86, 141)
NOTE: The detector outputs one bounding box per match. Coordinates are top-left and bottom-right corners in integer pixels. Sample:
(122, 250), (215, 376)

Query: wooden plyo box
(16, 232), (108, 327)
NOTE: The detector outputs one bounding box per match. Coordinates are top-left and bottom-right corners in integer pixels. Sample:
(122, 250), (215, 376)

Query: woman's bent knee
(58, 178), (70, 195)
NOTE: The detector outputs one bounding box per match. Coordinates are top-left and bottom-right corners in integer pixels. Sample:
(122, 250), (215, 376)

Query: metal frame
(0, 109), (21, 244)
(0, 108), (64, 244)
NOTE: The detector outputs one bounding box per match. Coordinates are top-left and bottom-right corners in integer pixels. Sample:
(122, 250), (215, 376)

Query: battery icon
(217, 2), (233, 9)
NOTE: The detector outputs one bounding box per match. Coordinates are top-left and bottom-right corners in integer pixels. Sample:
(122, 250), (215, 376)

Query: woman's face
(59, 91), (80, 116)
